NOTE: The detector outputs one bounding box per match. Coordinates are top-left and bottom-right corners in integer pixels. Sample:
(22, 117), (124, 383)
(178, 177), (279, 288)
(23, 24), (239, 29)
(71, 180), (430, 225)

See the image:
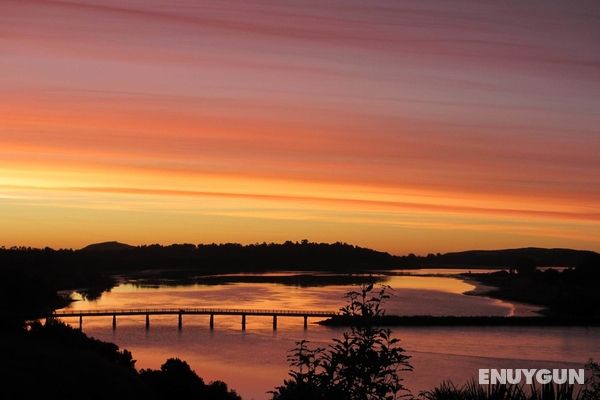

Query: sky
(1, 0), (599, 254)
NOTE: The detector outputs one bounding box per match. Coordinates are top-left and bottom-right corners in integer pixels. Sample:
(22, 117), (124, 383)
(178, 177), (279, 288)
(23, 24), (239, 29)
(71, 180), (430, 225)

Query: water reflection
(66, 273), (538, 318)
(57, 271), (598, 399)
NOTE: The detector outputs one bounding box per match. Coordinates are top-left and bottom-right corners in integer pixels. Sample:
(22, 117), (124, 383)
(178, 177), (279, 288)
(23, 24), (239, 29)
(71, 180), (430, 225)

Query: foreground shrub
(271, 284), (412, 400)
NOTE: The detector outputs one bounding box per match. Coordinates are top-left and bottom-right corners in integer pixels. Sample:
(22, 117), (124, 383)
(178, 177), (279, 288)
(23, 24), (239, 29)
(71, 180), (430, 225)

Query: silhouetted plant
(140, 358), (241, 400)
(581, 360), (600, 400)
(205, 380), (243, 400)
(271, 284), (412, 400)
(420, 363), (600, 400)
(421, 379), (526, 400)
(31, 319), (136, 369)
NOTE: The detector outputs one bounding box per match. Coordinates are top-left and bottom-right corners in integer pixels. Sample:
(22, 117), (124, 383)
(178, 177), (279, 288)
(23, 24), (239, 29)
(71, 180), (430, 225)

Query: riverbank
(460, 268), (600, 318)
(459, 274), (544, 316)
(318, 315), (600, 327)
(1, 320), (241, 400)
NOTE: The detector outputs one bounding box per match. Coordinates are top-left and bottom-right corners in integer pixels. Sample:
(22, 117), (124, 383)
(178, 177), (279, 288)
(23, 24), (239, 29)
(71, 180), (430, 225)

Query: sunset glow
(2, 0), (599, 253)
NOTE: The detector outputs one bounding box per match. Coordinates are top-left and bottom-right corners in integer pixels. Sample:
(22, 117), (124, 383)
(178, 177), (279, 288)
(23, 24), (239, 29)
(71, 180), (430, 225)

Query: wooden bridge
(51, 308), (339, 331)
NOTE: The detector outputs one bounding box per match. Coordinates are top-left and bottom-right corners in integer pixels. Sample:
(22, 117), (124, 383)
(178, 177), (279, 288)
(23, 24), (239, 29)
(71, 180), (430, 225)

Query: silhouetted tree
(204, 380), (243, 400)
(576, 254), (600, 277)
(140, 358), (241, 400)
(582, 360), (600, 400)
(271, 284), (412, 400)
(141, 358), (205, 398)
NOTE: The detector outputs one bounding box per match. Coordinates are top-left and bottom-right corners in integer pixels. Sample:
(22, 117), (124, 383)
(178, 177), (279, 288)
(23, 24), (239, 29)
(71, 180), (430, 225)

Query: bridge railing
(52, 308), (338, 316)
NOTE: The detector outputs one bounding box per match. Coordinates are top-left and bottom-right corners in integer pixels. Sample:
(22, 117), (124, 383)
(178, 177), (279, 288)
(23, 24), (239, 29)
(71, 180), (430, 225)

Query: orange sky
(1, 0), (599, 254)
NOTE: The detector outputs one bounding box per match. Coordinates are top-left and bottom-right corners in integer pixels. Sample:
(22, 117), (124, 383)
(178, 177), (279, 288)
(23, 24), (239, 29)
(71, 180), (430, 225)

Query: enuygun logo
(479, 369), (585, 385)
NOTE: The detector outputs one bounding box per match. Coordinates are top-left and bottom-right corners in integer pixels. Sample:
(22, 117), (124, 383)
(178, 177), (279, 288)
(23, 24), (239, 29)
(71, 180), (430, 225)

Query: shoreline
(318, 315), (600, 327)
(458, 274), (545, 317)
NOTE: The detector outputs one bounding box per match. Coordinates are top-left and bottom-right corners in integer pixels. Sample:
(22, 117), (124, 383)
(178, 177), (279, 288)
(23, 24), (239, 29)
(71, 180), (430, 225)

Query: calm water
(58, 271), (600, 400)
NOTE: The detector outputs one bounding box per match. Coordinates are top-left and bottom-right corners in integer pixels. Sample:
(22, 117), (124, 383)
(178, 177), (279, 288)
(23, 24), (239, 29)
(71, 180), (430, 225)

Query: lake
(57, 270), (600, 399)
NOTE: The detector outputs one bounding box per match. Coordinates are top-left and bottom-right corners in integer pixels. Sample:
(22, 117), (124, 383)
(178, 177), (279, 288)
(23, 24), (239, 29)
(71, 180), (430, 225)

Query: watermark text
(479, 369), (584, 385)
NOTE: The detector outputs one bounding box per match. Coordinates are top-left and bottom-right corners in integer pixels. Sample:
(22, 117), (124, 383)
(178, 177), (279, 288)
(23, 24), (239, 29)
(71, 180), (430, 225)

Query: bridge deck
(52, 308), (338, 318)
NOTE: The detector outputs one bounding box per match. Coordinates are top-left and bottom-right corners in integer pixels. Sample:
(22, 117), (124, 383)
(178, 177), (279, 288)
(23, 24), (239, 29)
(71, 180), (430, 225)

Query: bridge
(50, 308), (339, 331)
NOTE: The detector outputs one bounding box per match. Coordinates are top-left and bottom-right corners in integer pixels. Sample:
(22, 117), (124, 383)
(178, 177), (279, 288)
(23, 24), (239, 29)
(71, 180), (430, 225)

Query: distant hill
(81, 241), (134, 252)
(2, 242), (598, 275)
(419, 247), (599, 268)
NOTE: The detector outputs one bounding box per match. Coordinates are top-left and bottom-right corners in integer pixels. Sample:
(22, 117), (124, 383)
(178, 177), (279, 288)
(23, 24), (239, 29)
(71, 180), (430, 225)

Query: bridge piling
(51, 308), (337, 332)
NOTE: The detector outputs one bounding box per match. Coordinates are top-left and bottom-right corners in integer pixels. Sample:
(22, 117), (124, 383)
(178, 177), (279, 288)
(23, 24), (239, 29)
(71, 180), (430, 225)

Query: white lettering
(479, 369), (490, 384)
(570, 369), (585, 385)
(506, 369), (521, 384)
(522, 369), (536, 385)
(478, 368), (585, 385)
(536, 369), (552, 384)
(491, 369), (507, 384)
(553, 369), (568, 384)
